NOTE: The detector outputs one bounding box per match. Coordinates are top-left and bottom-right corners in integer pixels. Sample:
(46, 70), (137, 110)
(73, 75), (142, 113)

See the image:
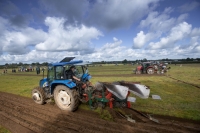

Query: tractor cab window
(48, 66), (54, 82)
(74, 65), (82, 78)
(74, 65), (89, 79)
(65, 65), (82, 79)
(55, 66), (64, 79)
(65, 65), (88, 80)
(48, 66), (64, 81)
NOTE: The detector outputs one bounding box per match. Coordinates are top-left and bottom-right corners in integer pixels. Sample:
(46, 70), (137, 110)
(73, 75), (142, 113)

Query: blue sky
(0, 0), (200, 65)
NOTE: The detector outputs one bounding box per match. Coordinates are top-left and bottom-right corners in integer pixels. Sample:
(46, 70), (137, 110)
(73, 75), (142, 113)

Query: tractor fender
(50, 80), (76, 94)
(40, 78), (48, 88)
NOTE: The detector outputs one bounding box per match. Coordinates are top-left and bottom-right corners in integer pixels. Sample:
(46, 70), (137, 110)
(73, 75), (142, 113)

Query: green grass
(0, 125), (11, 133)
(0, 74), (41, 97)
(0, 64), (200, 121)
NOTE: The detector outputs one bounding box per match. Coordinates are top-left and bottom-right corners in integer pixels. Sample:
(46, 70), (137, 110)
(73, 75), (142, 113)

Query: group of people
(36, 67), (45, 75)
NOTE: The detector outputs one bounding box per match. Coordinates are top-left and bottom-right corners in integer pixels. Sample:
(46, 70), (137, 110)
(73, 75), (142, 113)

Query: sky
(0, 0), (200, 65)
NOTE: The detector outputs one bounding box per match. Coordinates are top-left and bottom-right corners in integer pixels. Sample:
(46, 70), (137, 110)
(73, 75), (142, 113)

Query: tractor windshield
(64, 64), (89, 81)
(73, 65), (88, 79)
(73, 65), (82, 78)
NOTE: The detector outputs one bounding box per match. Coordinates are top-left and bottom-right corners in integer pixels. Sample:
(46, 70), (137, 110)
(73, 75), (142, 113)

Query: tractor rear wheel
(147, 68), (155, 74)
(54, 85), (79, 112)
(32, 87), (46, 105)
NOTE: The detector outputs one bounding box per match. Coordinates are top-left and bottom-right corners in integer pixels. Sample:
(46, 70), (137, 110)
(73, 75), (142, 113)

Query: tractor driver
(65, 65), (81, 81)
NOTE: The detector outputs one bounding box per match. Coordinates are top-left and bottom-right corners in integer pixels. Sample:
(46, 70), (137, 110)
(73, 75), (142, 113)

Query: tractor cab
(39, 60), (91, 92)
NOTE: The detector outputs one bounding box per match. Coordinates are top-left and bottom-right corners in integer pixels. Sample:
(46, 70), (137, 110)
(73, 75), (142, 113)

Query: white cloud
(133, 8), (189, 49)
(133, 31), (159, 48)
(35, 17), (103, 54)
(177, 13), (188, 23)
(0, 0), (200, 65)
(178, 1), (200, 12)
(190, 27), (200, 37)
(40, 0), (160, 31)
(87, 0), (159, 30)
(148, 22), (192, 49)
(0, 17), (48, 55)
(133, 31), (146, 48)
(101, 37), (122, 50)
(113, 37), (118, 42)
(132, 5), (200, 59)
(193, 45), (200, 53)
(139, 8), (188, 32)
(0, 49), (79, 64)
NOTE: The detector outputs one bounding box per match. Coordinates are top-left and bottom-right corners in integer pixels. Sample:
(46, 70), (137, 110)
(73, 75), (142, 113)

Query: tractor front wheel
(147, 68), (155, 74)
(54, 85), (79, 111)
(32, 87), (46, 105)
(135, 70), (142, 74)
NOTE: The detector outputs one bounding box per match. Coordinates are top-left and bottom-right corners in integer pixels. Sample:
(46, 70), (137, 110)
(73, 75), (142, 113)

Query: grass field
(0, 125), (10, 133)
(0, 63), (200, 121)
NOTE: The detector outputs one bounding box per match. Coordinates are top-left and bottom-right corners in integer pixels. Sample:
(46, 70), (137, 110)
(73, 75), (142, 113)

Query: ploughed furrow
(0, 92), (148, 133)
(113, 115), (182, 133)
(0, 98), (119, 133)
(122, 108), (200, 133)
(1, 92), (166, 132)
(0, 92), (152, 133)
(0, 112), (34, 133)
(0, 99), (57, 133)
(1, 91), (200, 133)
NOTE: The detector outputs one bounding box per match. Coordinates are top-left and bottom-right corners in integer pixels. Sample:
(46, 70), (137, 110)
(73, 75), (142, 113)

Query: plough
(79, 81), (150, 109)
(79, 81), (159, 123)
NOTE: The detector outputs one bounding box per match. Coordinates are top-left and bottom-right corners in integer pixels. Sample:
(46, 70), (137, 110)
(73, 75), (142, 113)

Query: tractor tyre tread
(147, 68), (155, 74)
(54, 85), (79, 112)
(32, 86), (46, 105)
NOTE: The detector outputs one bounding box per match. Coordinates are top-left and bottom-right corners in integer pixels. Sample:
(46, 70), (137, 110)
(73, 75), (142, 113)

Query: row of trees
(1, 58), (200, 69)
(0, 62), (49, 69)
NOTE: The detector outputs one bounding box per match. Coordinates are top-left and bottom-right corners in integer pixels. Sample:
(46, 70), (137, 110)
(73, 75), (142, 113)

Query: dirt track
(0, 92), (200, 133)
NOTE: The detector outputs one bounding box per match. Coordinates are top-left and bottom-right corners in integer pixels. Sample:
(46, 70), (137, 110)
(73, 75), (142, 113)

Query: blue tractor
(32, 57), (151, 112)
(31, 57), (92, 111)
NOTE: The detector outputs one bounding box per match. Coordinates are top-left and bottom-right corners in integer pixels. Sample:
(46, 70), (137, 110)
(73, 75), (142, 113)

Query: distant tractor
(135, 62), (170, 74)
(135, 62), (157, 74)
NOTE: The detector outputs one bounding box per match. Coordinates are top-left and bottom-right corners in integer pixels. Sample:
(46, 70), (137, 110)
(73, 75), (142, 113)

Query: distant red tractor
(135, 62), (170, 74)
(135, 62), (156, 74)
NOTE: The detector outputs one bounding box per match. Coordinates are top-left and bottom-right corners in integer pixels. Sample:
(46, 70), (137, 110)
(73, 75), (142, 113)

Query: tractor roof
(59, 57), (75, 63)
(49, 60), (83, 66)
(48, 57), (91, 66)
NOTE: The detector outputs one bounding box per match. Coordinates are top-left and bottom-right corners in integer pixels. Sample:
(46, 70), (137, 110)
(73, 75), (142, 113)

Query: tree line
(1, 57), (200, 69)
(0, 62), (49, 69)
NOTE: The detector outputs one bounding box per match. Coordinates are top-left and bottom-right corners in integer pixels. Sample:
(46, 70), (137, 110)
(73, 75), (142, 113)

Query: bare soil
(0, 92), (200, 133)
